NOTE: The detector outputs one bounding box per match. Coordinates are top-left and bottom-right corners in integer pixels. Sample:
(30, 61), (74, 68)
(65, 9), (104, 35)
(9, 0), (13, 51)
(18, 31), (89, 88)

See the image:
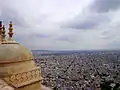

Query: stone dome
(0, 21), (33, 63)
(0, 43), (33, 63)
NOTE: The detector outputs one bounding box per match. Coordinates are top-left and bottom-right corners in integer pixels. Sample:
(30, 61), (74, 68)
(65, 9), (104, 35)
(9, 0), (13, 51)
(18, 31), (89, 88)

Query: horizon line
(31, 49), (120, 51)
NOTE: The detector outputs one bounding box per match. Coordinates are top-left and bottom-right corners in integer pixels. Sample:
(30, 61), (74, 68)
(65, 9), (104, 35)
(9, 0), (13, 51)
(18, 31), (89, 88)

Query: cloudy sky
(0, 0), (120, 50)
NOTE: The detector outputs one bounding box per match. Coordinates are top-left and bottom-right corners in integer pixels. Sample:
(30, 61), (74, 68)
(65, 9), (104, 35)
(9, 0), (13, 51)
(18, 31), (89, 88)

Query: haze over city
(0, 0), (120, 50)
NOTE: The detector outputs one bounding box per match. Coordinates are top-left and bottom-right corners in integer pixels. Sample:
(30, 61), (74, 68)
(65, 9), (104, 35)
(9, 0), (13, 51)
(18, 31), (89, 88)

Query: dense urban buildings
(33, 50), (120, 90)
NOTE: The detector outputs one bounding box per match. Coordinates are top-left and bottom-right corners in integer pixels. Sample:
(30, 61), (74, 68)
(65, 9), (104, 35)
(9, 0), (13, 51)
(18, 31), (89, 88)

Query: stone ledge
(0, 79), (52, 90)
(0, 79), (14, 90)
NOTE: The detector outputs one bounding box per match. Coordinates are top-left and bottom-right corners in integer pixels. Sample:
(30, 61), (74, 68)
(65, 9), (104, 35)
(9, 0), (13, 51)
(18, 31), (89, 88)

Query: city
(33, 50), (120, 90)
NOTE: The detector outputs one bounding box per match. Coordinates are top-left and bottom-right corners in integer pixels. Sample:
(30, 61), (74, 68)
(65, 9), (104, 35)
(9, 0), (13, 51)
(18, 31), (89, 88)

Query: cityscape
(33, 50), (120, 90)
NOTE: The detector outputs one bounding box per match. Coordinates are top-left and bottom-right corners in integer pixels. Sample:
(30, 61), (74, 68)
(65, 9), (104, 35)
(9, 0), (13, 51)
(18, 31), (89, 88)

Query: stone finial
(0, 21), (2, 41)
(1, 25), (6, 42)
(8, 21), (13, 41)
(0, 21), (2, 34)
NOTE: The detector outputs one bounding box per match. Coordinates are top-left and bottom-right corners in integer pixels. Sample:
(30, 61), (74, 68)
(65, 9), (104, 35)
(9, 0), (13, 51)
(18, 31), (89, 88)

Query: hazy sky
(0, 0), (120, 50)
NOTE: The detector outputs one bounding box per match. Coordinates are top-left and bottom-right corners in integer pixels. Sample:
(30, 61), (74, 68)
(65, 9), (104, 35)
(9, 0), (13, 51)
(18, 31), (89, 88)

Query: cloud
(59, 0), (120, 50)
(90, 0), (120, 13)
(61, 0), (120, 30)
(0, 0), (120, 50)
(62, 12), (110, 29)
(0, 7), (28, 27)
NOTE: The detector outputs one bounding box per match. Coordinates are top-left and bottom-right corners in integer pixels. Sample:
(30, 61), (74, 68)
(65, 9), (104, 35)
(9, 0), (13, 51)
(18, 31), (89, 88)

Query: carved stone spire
(8, 21), (13, 41)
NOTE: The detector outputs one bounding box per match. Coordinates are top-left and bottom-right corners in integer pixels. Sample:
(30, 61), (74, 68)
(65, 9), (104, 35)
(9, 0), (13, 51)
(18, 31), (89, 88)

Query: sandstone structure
(0, 21), (43, 90)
